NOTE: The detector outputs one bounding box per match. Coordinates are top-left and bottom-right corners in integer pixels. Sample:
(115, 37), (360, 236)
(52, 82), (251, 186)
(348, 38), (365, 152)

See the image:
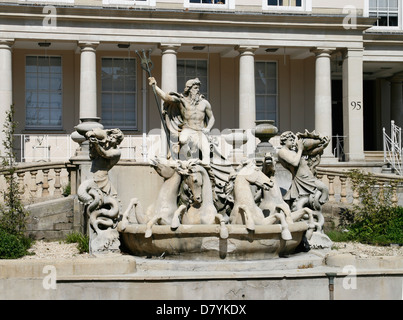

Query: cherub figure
(77, 128), (124, 253)
(277, 130), (330, 212)
(87, 128), (124, 197)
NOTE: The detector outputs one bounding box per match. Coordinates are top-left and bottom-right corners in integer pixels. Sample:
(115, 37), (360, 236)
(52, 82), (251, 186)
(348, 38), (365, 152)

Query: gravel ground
(19, 240), (403, 260)
(329, 242), (403, 258)
(21, 240), (91, 260)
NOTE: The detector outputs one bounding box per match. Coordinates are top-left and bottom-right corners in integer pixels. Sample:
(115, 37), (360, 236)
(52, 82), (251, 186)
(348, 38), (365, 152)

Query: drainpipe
(326, 273), (337, 300)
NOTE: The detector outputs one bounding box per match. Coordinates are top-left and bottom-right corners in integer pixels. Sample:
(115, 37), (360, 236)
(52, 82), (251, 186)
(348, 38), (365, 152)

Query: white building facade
(0, 0), (402, 163)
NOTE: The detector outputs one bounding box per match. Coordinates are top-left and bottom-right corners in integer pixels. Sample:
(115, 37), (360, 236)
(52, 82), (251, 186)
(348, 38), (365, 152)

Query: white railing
(14, 134), (78, 162)
(383, 120), (402, 175)
(333, 135), (346, 162)
(13, 134), (146, 162)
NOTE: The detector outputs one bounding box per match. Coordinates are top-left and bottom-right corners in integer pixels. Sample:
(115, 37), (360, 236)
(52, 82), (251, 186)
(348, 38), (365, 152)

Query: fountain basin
(119, 222), (308, 260)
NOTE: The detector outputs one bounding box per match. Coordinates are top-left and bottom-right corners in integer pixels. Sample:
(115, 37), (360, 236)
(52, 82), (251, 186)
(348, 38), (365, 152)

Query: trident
(135, 49), (175, 158)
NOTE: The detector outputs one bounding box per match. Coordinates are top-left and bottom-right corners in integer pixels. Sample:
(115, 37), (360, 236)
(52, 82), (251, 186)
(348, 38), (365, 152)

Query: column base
(319, 154), (339, 164)
(344, 153), (366, 163)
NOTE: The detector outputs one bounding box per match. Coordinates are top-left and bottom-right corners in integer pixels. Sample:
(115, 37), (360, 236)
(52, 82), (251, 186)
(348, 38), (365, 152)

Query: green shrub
(0, 229), (31, 259)
(0, 105), (29, 237)
(0, 105), (31, 259)
(65, 231), (89, 254)
(339, 170), (403, 245)
(326, 230), (351, 242)
(62, 182), (71, 197)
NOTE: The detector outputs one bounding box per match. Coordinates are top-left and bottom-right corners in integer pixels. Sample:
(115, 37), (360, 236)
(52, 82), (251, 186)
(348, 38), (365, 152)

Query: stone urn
(74, 117), (103, 137)
(71, 117), (104, 160)
(254, 120), (278, 159)
(223, 129), (248, 163)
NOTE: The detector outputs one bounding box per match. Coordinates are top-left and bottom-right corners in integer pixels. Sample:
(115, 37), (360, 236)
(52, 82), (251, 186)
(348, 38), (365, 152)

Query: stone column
(0, 40), (14, 158)
(237, 46), (258, 130)
(390, 75), (403, 127)
(159, 44), (180, 158)
(312, 48), (335, 161)
(343, 48), (365, 162)
(71, 41), (103, 161)
(78, 41), (99, 122)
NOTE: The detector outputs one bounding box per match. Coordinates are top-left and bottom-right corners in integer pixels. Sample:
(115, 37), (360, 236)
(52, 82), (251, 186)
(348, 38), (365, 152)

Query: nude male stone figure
(149, 77), (215, 164)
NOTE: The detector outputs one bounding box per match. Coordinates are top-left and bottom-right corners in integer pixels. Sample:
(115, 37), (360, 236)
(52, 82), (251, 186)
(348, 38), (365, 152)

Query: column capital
(159, 43), (181, 53)
(341, 47), (364, 59)
(235, 45), (259, 55)
(0, 39), (14, 50)
(311, 47), (336, 57)
(388, 72), (403, 83)
(77, 41), (99, 51)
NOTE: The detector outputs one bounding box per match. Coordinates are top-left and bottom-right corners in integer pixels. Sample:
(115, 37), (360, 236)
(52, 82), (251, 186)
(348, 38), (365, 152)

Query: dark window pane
(25, 56), (62, 128)
(101, 57), (137, 128)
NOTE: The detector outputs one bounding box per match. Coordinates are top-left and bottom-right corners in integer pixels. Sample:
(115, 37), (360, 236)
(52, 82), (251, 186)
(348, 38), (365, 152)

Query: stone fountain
(76, 67), (332, 259)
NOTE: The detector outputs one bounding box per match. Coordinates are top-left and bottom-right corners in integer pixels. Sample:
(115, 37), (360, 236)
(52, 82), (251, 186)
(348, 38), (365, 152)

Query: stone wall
(25, 196), (83, 240)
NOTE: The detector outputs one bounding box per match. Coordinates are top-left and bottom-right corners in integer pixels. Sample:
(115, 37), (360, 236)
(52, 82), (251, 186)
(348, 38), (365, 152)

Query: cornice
(364, 32), (403, 45)
(0, 3), (376, 31)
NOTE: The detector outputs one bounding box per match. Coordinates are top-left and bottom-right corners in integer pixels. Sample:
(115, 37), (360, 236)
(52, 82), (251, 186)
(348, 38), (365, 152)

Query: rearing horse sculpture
(229, 159), (292, 241)
(178, 160), (229, 239)
(119, 158), (186, 238)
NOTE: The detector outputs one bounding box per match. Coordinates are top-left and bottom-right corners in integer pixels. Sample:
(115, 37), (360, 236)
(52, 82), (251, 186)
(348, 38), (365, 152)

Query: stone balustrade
(316, 167), (403, 207)
(0, 161), (78, 204)
(1, 160), (402, 208)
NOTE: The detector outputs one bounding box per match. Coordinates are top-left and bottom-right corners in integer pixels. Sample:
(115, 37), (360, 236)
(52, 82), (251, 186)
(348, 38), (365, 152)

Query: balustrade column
(327, 174), (335, 202)
(237, 46), (258, 130)
(339, 176), (348, 204)
(353, 187), (360, 205)
(42, 169), (49, 197)
(54, 168), (62, 196)
(17, 172), (25, 196)
(312, 48), (335, 162)
(159, 44), (180, 158)
(30, 170), (38, 196)
(378, 180), (385, 204)
(391, 181), (398, 206)
(0, 40), (14, 158)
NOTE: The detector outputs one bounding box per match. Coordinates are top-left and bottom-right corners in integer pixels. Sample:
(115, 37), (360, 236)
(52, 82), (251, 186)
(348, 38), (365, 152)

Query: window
(102, 0), (155, 7)
(177, 60), (208, 98)
(21, 0), (74, 4)
(101, 58), (137, 129)
(268, 0), (302, 7)
(255, 61), (278, 124)
(189, 0), (226, 4)
(184, 0), (234, 10)
(369, 0), (399, 27)
(263, 0), (312, 12)
(25, 56), (62, 129)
